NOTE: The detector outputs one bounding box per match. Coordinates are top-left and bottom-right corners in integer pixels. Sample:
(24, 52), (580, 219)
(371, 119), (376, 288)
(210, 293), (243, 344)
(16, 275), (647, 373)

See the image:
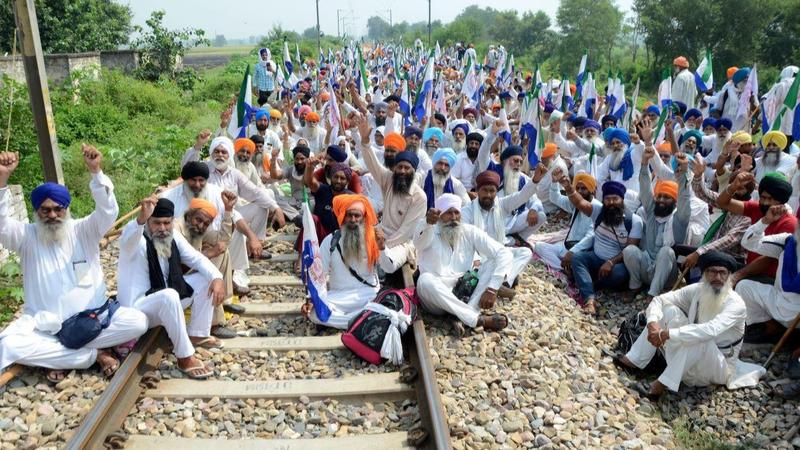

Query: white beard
(452, 139), (466, 152)
(503, 166), (521, 194)
(439, 222), (462, 249)
(610, 149), (625, 170)
(763, 151), (780, 169)
(433, 172), (448, 196)
(340, 222), (365, 267)
(697, 279), (733, 324)
(151, 235), (173, 259)
(235, 158), (251, 173)
(213, 158), (229, 171)
(34, 213), (72, 246)
(306, 126), (319, 139)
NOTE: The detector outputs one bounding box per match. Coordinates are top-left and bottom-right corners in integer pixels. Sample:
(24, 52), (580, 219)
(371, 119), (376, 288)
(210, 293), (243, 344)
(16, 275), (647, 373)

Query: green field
(187, 45), (253, 56)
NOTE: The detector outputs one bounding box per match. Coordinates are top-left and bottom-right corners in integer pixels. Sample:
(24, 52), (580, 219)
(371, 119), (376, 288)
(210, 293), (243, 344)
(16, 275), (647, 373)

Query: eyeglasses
(38, 206), (65, 215)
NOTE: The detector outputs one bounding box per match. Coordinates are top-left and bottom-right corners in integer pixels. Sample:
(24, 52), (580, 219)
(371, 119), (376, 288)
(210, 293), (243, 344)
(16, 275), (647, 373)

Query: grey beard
(213, 158), (229, 171)
(183, 183), (207, 200)
(34, 213), (71, 246)
(439, 222), (462, 249)
(235, 159), (250, 173)
(433, 172), (448, 195)
(340, 222), (365, 267)
(152, 235), (173, 259)
(306, 126), (319, 139)
(764, 151), (780, 168)
(503, 166), (521, 194)
(610, 149), (625, 170)
(452, 139), (466, 152)
(697, 278), (732, 323)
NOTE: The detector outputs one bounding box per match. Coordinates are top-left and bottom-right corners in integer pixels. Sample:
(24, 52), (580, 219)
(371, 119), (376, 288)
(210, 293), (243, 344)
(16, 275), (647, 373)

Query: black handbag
(56, 299), (120, 349)
(452, 269), (479, 302)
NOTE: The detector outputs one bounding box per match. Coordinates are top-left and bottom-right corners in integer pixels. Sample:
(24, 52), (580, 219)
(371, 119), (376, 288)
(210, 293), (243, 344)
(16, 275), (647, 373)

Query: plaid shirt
(254, 63), (274, 91)
(691, 174), (750, 260)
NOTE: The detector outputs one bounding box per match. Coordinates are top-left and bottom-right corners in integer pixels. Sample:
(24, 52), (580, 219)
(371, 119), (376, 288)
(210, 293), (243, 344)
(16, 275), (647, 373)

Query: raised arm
(639, 144), (655, 210)
(716, 171), (751, 216)
(740, 205), (791, 258)
(303, 155), (322, 194)
(0, 151), (26, 251)
(355, 113), (391, 184)
(553, 167), (593, 216)
(74, 144), (120, 241)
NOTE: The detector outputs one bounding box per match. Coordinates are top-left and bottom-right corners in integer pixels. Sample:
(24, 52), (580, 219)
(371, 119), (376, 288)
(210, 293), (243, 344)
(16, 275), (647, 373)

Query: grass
(0, 258), (24, 328)
(672, 417), (752, 450)
(186, 45), (253, 56)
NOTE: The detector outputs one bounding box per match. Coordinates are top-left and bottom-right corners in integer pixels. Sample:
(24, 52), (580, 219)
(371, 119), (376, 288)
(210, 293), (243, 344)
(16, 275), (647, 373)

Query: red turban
(305, 111), (320, 122)
(475, 170), (501, 189)
(332, 194), (379, 267)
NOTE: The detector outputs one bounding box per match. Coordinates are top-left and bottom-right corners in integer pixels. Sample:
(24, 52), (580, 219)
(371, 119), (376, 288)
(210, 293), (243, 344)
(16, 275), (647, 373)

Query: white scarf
(655, 214), (675, 248)
(364, 302), (412, 365)
(471, 198), (506, 244)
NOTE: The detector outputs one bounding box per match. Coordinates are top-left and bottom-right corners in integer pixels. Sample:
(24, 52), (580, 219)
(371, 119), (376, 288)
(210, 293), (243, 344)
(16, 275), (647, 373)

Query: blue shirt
(254, 63), (275, 91)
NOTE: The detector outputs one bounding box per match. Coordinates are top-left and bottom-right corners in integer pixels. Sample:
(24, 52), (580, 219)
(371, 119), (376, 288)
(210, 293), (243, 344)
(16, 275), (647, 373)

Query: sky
(126, 0), (635, 41)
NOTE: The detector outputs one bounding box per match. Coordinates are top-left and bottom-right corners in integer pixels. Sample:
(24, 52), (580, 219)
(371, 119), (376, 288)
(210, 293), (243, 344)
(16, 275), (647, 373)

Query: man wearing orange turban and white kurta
(531, 142), (569, 213)
(301, 194), (383, 329)
(671, 56), (697, 109)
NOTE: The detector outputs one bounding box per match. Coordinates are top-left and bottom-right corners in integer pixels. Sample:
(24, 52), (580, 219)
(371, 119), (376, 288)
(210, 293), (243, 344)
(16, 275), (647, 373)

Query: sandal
(211, 325), (238, 339)
(46, 369), (66, 383)
(582, 299), (598, 316)
(451, 319), (466, 337)
(190, 336), (225, 349)
(178, 363), (214, 380)
(113, 339), (137, 359)
(96, 350), (120, 378)
(479, 314), (509, 332)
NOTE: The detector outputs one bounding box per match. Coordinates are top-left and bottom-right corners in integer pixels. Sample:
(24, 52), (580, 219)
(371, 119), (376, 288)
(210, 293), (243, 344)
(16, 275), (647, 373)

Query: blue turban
(602, 127), (616, 142)
(607, 128), (631, 146)
(702, 117), (716, 129)
(645, 105), (661, 116)
(715, 117), (732, 131)
(404, 126), (423, 139)
(452, 123), (469, 136)
(732, 68), (751, 85)
(673, 101), (687, 115)
(679, 129), (704, 152)
(684, 108), (702, 121)
(544, 102), (555, 113)
(585, 120), (601, 131)
(500, 145), (524, 161)
(31, 182), (71, 211)
(423, 127), (444, 144)
(326, 145), (348, 163)
(255, 109), (269, 121)
(602, 181), (626, 199)
(432, 148), (457, 168)
(573, 117), (587, 128)
(395, 150), (419, 170)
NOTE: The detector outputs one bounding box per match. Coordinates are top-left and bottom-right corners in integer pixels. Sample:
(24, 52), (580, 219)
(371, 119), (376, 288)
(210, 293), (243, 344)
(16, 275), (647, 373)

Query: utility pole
(337, 9), (343, 38)
(428, 0), (432, 48)
(315, 0), (321, 52)
(12, 0), (63, 183)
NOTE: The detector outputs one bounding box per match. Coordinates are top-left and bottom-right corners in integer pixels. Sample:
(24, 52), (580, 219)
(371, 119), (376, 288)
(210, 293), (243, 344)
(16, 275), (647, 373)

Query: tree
(0, 0), (132, 53)
(367, 16), (392, 41)
(759, 2), (800, 68)
(555, 0), (623, 73)
(132, 10), (209, 87)
(212, 34), (227, 47)
(302, 26), (318, 40)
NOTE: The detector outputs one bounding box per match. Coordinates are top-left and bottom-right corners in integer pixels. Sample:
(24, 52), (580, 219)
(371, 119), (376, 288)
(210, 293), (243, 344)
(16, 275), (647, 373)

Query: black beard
(479, 197), (494, 209)
(759, 203), (770, 216)
(654, 202), (675, 217)
(392, 172), (413, 194)
(294, 163), (305, 173)
(467, 147), (479, 159)
(256, 123), (268, 131)
(733, 191), (751, 202)
(600, 205), (624, 227)
(384, 156), (396, 169)
(375, 116), (386, 127)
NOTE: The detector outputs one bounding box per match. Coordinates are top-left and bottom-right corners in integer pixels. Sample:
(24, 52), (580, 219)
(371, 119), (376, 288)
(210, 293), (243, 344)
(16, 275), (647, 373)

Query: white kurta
(309, 233), (381, 329)
(451, 151), (478, 191)
(414, 222), (513, 327)
(0, 173), (148, 370)
(671, 69), (698, 108)
(117, 220), (223, 358)
(626, 284), (764, 392)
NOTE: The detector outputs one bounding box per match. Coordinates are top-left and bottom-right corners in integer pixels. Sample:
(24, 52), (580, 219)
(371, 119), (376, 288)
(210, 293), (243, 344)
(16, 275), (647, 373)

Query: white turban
(435, 193), (462, 214)
(209, 136), (234, 158)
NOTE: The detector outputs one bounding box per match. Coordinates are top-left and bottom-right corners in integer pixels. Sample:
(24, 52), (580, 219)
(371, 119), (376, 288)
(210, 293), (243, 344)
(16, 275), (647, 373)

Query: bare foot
(478, 314), (508, 332)
(46, 369), (66, 383)
(582, 299), (598, 316)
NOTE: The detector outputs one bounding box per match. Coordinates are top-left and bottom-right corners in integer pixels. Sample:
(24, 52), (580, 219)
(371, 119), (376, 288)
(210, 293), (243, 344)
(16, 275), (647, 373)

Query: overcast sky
(126, 0), (635, 40)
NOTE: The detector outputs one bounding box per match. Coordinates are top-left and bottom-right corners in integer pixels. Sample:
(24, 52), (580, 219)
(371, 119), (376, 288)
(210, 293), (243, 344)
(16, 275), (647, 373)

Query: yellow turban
(573, 173), (596, 193)
(188, 198), (218, 219)
(270, 109), (282, 119)
(762, 130), (788, 150)
(730, 130), (752, 145)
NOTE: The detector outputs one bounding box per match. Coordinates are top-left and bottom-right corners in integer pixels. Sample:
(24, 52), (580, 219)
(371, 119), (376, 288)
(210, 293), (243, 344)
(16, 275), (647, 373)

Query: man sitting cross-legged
(300, 194), (384, 329)
(0, 148), (148, 382)
(415, 193), (513, 333)
(117, 197), (226, 379)
(614, 251), (764, 400)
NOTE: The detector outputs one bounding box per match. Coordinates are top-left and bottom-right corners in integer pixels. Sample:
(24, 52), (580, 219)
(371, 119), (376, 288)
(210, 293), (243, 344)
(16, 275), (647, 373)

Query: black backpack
(616, 310), (666, 375)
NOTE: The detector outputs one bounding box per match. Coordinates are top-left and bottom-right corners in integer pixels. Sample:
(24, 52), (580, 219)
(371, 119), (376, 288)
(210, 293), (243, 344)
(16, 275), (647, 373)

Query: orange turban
(569, 83), (576, 95)
(305, 111), (320, 122)
(573, 173), (596, 193)
(673, 56), (689, 68)
(320, 92), (330, 102)
(654, 180), (678, 201)
(234, 138), (256, 155)
(332, 194), (379, 267)
(188, 198), (218, 219)
(384, 132), (406, 151)
(542, 142), (557, 159)
(656, 142), (672, 154)
(726, 67), (739, 80)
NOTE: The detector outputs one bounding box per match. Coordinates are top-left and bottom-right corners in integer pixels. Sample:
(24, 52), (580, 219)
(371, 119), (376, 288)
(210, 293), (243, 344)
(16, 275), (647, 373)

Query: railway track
(63, 231), (451, 450)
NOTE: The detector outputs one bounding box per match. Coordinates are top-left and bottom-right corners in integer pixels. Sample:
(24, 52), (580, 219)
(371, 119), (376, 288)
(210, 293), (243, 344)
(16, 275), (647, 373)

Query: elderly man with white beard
(415, 194), (513, 333)
(475, 124), (547, 246)
(595, 127), (643, 212)
(462, 171), (536, 295)
(182, 136), (284, 291)
(755, 131), (795, 185)
(300, 195), (382, 329)
(287, 110), (326, 154)
(449, 122), (469, 153)
(232, 138), (264, 187)
(118, 197), (226, 379)
(614, 251), (764, 400)
(531, 143), (569, 213)
(422, 148), (470, 209)
(0, 148), (148, 382)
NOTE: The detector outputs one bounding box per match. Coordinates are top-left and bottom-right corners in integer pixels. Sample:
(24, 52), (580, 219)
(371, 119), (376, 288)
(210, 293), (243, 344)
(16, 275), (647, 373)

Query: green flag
(771, 74), (800, 132)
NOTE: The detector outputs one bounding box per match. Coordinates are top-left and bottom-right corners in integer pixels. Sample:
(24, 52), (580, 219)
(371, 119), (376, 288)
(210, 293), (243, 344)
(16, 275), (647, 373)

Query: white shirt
(462, 178), (538, 245)
(0, 172), (118, 320)
(671, 69), (698, 108)
(451, 151), (478, 190)
(319, 233), (380, 296)
(116, 220), (223, 306)
(414, 222), (512, 290)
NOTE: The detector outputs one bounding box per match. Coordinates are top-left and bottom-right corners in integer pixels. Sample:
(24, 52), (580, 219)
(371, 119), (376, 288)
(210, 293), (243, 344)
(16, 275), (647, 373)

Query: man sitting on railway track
(117, 197), (226, 379)
(415, 193), (513, 334)
(182, 136), (285, 293)
(0, 148), (148, 382)
(175, 196), (239, 339)
(300, 194), (383, 329)
(355, 115), (427, 279)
